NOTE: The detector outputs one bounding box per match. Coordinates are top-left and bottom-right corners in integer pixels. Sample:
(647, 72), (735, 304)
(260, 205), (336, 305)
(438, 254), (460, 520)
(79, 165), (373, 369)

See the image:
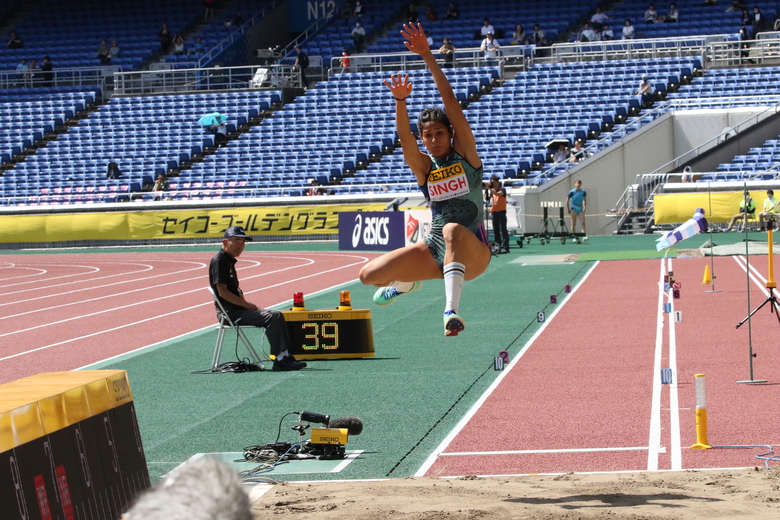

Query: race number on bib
(428, 162), (470, 202)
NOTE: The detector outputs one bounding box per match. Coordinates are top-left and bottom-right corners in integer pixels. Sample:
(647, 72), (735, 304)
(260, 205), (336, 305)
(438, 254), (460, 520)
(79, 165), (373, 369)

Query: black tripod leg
(736, 296), (779, 328)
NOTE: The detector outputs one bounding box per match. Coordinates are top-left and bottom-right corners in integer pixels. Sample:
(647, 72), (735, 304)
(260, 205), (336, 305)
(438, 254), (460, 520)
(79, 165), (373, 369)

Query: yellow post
(691, 373), (712, 449)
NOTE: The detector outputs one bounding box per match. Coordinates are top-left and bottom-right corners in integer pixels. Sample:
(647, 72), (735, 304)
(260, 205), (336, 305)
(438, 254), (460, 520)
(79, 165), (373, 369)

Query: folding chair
(207, 287), (266, 371)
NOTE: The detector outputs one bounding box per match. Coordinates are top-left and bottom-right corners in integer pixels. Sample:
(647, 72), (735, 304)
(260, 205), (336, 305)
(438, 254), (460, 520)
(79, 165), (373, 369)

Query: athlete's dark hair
(418, 107), (451, 133)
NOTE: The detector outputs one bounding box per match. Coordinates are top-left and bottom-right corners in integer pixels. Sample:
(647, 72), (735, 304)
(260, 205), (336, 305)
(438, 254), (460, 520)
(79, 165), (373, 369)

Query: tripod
(736, 218), (780, 328)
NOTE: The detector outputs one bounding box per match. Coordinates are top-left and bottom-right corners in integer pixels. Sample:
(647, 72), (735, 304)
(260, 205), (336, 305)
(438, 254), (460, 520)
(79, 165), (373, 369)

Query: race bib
(428, 162), (470, 202)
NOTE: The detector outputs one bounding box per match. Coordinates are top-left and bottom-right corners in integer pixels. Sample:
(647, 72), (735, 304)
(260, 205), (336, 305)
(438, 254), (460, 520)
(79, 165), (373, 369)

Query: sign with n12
(289, 0), (340, 31)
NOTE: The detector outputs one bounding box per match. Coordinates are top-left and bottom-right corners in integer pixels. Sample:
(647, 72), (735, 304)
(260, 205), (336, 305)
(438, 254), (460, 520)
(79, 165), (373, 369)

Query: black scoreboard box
(0, 370), (150, 520)
(282, 308), (375, 360)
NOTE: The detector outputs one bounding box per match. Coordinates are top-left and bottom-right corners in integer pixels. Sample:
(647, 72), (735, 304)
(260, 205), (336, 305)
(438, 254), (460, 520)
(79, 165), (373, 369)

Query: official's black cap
(223, 226), (253, 241)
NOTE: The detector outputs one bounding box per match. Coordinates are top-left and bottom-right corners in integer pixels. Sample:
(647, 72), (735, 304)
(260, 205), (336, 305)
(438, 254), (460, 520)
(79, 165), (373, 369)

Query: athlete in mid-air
(358, 23), (491, 336)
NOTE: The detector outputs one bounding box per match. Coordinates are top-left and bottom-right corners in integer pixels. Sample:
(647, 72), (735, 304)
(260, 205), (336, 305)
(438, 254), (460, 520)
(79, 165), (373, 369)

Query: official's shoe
(443, 310), (465, 337)
(499, 248), (509, 254)
(273, 355), (307, 371)
(582, 236), (589, 242)
(373, 281), (422, 306)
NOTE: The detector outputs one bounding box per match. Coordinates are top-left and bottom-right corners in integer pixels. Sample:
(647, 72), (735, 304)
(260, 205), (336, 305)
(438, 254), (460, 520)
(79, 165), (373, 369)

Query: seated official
(726, 195), (756, 231)
(209, 226), (307, 371)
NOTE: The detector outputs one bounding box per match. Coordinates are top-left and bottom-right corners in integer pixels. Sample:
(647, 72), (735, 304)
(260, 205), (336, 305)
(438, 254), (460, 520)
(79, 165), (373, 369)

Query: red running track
(420, 257), (780, 477)
(0, 251), (376, 384)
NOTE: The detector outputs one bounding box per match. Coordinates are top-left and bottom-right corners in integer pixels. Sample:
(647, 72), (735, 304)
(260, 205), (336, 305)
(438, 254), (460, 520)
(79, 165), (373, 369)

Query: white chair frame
(207, 286), (266, 371)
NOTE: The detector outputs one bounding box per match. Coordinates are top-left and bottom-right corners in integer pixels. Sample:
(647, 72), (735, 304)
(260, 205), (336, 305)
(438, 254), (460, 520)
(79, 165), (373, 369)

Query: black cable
(275, 412), (298, 443)
(386, 262), (591, 476)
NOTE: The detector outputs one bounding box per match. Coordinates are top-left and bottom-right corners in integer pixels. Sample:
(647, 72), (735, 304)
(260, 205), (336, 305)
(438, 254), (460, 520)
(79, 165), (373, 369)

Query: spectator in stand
(425, 30), (434, 47)
(307, 179), (327, 196)
(173, 33), (185, 54)
(510, 24), (526, 44)
(193, 36), (205, 54)
(603, 24), (615, 40)
(153, 173), (168, 200)
(579, 22), (596, 41)
(425, 4), (438, 21)
(645, 3), (659, 23)
(350, 20), (366, 52)
(352, 0), (363, 18)
(480, 18), (495, 37)
(97, 39), (110, 64)
(444, 2), (459, 20)
(294, 46), (310, 88)
(591, 7), (609, 30)
(664, 2), (679, 22)
(752, 6), (765, 36)
(774, 12), (780, 31)
(340, 50), (351, 73)
(405, 2), (419, 23)
(203, 0), (215, 21)
(637, 74), (655, 107)
(622, 19), (636, 39)
(553, 142), (569, 163)
(157, 22), (171, 53)
(681, 166), (695, 182)
(439, 37), (456, 68)
(569, 141), (590, 163)
(28, 58), (39, 85)
(531, 24), (548, 45)
(727, 0), (747, 12)
(225, 11), (243, 26)
(480, 31), (500, 66)
(16, 59), (28, 82)
(740, 8), (751, 26)
(739, 26), (752, 63)
(41, 56), (53, 87)
(341, 1), (353, 19)
(592, 25), (603, 41)
(108, 40), (120, 62)
(7, 30), (22, 49)
(106, 161), (122, 179)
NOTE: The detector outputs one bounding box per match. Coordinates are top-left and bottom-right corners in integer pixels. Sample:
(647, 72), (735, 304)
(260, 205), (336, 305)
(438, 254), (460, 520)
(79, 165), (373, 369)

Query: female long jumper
(358, 23), (492, 336)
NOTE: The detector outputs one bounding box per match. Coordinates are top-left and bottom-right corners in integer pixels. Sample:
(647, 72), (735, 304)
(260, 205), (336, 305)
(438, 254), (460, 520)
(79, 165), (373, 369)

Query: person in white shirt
(638, 74), (655, 106)
(579, 22), (596, 41)
(603, 24), (615, 40)
(480, 18), (495, 37)
(664, 2), (679, 22)
(350, 20), (366, 51)
(645, 3), (659, 23)
(591, 7), (609, 29)
(622, 19), (636, 39)
(480, 31), (500, 65)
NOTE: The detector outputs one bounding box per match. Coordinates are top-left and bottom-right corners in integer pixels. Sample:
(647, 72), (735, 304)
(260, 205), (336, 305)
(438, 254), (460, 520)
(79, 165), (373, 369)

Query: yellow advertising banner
(654, 191), (764, 225)
(0, 204), (387, 243)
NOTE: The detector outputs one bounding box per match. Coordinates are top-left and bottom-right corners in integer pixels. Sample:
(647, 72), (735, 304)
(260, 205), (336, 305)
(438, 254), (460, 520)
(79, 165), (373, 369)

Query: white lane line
(0, 264), (103, 290)
(414, 261), (601, 477)
(647, 258), (666, 471)
(0, 261), (195, 301)
(0, 254), (370, 362)
(0, 258), (307, 329)
(667, 257), (682, 471)
(733, 255), (780, 307)
(439, 446), (649, 456)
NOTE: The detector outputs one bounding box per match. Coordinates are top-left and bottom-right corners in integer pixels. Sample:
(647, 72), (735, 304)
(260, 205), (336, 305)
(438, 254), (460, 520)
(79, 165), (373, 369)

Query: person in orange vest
(488, 174), (509, 253)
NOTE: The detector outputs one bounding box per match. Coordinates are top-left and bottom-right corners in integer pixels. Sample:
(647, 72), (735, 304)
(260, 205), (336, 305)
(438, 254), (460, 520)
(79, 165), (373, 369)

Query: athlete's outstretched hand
(383, 72), (413, 100)
(401, 23), (431, 56)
